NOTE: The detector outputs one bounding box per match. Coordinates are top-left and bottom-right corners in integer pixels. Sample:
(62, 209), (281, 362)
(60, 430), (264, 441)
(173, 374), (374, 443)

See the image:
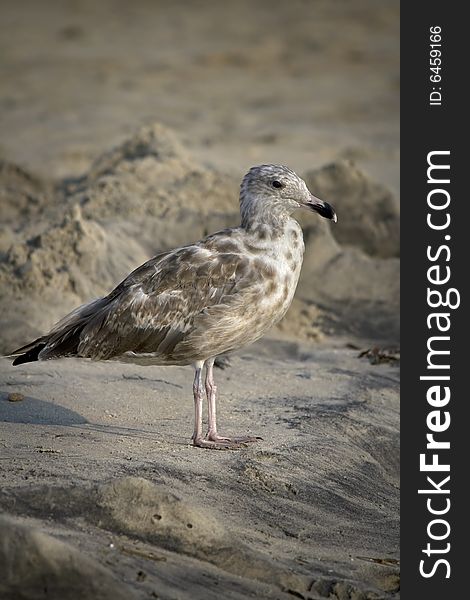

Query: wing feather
(74, 235), (255, 362)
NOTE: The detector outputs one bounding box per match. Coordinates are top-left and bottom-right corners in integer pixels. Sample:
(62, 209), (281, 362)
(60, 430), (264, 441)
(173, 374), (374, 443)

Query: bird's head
(239, 164), (337, 228)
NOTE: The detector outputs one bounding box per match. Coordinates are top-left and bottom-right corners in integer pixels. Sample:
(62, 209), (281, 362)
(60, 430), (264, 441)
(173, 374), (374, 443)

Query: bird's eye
(272, 180), (283, 188)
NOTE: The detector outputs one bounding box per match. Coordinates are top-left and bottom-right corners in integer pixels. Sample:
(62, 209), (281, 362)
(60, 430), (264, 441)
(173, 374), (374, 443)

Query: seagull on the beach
(11, 165), (337, 449)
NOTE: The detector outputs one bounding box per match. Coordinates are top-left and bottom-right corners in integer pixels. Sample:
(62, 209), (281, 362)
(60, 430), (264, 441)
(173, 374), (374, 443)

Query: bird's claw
(191, 433), (261, 450)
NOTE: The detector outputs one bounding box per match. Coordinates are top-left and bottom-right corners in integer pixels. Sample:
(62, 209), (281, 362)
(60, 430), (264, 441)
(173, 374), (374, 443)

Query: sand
(0, 342), (399, 599)
(0, 1), (399, 598)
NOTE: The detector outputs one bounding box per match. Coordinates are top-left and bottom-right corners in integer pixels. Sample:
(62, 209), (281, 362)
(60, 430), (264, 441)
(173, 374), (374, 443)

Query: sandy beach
(0, 1), (399, 598)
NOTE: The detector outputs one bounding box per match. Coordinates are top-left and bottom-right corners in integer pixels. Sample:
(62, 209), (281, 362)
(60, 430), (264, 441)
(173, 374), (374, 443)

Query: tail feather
(11, 336), (46, 357)
(12, 342), (47, 366)
(10, 297), (107, 366)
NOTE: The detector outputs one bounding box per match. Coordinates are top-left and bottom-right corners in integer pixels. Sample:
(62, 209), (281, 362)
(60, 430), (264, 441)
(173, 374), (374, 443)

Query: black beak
(307, 194), (338, 222)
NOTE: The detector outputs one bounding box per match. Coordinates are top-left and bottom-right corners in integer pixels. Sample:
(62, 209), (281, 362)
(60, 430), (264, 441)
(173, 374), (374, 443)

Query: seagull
(11, 165), (337, 449)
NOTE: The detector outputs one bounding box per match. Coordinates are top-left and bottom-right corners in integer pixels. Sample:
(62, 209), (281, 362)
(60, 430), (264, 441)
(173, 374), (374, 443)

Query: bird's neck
(240, 193), (292, 236)
(241, 211), (304, 260)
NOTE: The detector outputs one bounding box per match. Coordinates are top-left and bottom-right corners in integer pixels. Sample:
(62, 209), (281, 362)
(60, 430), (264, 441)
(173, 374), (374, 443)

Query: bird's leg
(204, 357), (261, 447)
(205, 357), (224, 441)
(191, 363), (206, 446)
(192, 361), (224, 449)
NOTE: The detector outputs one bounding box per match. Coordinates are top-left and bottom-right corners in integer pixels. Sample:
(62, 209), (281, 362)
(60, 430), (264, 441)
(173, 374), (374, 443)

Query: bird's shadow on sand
(0, 391), (184, 443)
(0, 392), (88, 426)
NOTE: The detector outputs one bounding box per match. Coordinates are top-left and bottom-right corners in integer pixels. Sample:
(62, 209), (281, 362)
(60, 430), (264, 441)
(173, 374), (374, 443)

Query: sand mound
(0, 203), (148, 352)
(68, 122), (238, 221)
(0, 515), (136, 600)
(95, 476), (227, 555)
(0, 161), (56, 260)
(2, 204), (147, 299)
(305, 160), (400, 258)
(70, 122), (240, 256)
(94, 477), (306, 593)
(0, 161), (53, 226)
(94, 477), (308, 591)
(301, 250), (399, 341)
(293, 216), (399, 341)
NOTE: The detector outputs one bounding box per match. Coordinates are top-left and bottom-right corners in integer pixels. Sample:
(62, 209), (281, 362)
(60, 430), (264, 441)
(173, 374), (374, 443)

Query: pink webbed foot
(192, 433), (262, 450)
(206, 431), (262, 444)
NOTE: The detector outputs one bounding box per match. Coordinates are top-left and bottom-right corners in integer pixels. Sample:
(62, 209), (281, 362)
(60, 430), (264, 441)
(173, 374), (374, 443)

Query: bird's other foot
(192, 436), (242, 450)
(191, 432), (261, 450)
(207, 431), (262, 444)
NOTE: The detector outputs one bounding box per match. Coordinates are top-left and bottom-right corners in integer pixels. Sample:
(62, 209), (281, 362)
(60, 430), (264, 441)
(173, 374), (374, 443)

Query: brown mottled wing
(75, 237), (254, 362)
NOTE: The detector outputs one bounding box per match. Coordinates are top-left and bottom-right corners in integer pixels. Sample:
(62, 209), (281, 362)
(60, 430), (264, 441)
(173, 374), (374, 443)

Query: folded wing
(12, 235), (256, 365)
